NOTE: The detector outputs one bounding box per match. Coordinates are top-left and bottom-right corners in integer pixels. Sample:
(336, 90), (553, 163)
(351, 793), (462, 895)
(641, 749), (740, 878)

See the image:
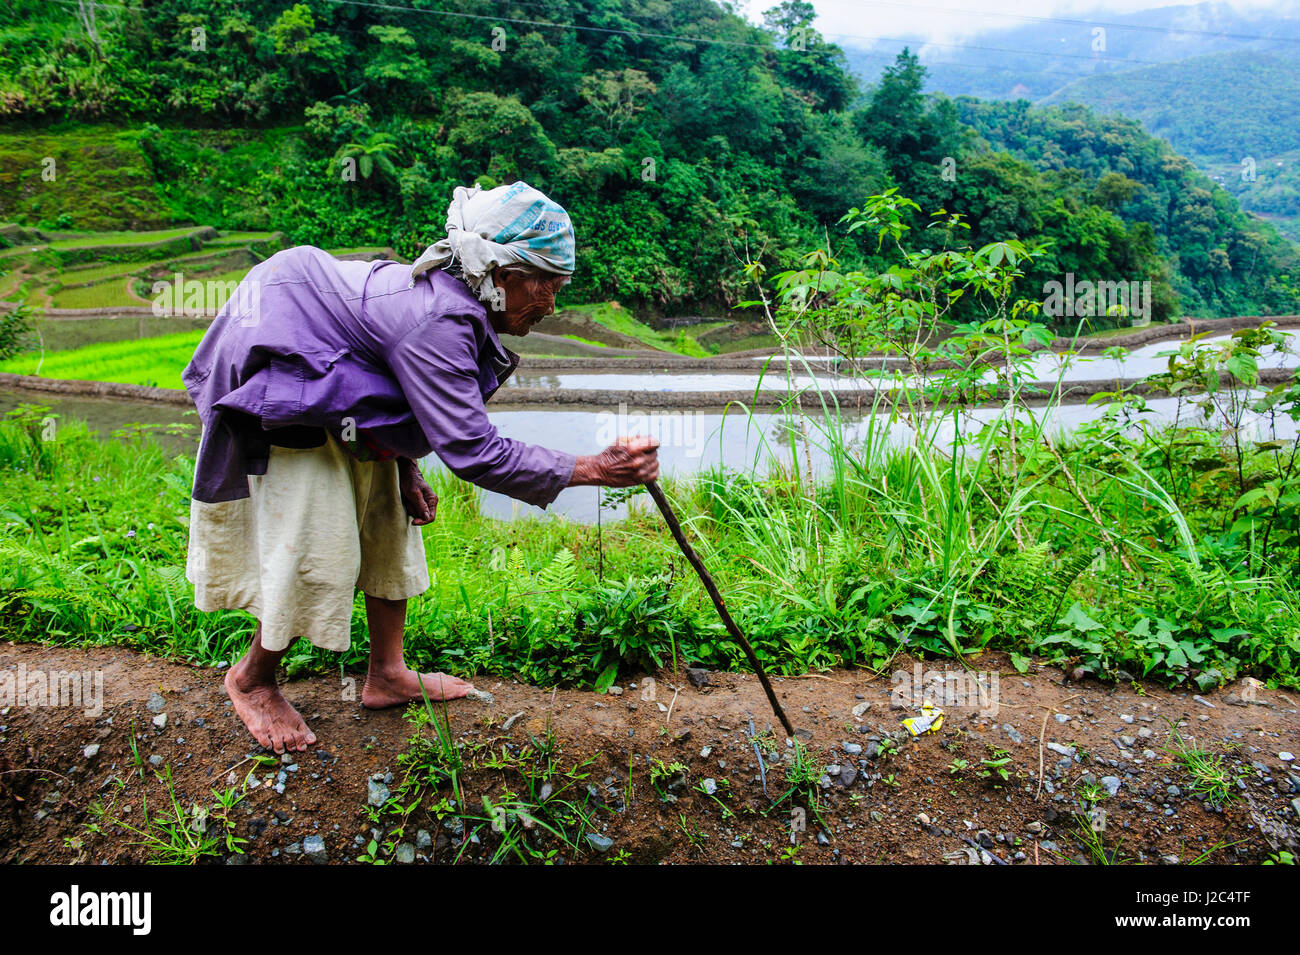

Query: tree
(334, 132), (401, 185)
(579, 69), (657, 137)
(270, 4), (345, 82)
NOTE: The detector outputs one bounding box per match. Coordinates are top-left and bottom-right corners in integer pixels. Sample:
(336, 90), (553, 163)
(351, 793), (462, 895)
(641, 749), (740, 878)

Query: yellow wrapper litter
(902, 701), (945, 737)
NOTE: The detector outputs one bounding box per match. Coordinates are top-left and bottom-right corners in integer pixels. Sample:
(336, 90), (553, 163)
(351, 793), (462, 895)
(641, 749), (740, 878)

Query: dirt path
(1, 640), (1296, 864)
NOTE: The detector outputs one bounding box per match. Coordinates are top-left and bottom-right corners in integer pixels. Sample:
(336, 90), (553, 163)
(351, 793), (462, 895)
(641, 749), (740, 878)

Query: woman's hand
(398, 458), (438, 525)
(569, 435), (660, 487)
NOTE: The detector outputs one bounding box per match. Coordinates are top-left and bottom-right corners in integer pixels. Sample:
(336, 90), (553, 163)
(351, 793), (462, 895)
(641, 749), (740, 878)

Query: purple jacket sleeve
(386, 315), (576, 509)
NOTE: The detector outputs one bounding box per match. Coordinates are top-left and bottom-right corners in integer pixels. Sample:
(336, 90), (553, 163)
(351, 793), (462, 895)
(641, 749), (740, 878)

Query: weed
(1164, 723), (1241, 809)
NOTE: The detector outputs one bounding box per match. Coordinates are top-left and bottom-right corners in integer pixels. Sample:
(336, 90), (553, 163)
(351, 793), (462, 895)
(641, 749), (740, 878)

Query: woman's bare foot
(362, 666), (475, 709)
(224, 660), (317, 754)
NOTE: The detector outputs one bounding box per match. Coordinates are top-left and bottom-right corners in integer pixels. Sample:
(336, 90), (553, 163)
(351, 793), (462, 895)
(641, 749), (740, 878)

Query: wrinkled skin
(487, 265), (569, 337)
(570, 435), (660, 487)
(398, 457), (437, 525)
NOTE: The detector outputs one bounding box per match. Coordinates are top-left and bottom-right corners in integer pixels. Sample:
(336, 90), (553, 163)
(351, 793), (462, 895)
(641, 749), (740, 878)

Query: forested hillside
(1, 0), (1296, 322)
(1041, 48), (1300, 242)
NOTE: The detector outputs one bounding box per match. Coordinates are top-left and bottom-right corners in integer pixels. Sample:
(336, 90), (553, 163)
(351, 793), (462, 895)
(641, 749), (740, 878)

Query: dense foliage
(1038, 49), (1300, 243)
(958, 96), (1300, 319)
(1, 0), (1296, 322)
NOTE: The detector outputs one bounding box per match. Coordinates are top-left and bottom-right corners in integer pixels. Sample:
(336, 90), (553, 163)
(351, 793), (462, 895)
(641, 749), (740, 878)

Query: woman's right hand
(569, 435), (660, 487)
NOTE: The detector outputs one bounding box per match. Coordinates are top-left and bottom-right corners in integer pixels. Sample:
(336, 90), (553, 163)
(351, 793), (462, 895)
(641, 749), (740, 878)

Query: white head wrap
(409, 182), (576, 306)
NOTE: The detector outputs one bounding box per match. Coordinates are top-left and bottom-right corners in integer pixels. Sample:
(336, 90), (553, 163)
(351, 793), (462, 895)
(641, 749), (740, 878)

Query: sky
(737, 0), (1298, 46)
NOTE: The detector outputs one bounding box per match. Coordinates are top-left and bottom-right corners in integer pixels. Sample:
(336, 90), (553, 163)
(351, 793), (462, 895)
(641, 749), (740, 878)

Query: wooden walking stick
(644, 479), (796, 738)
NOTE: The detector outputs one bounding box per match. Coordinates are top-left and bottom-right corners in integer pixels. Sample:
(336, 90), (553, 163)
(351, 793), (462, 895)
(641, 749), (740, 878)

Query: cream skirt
(185, 435), (430, 652)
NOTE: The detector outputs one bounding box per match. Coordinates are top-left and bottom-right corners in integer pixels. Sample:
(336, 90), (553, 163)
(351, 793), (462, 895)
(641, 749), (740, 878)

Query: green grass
(208, 231), (280, 244)
(22, 316), (210, 353)
(57, 261), (154, 286)
(557, 302), (725, 357)
(46, 227), (204, 250)
(49, 280), (142, 309)
(195, 266), (256, 288)
(0, 329), (204, 388)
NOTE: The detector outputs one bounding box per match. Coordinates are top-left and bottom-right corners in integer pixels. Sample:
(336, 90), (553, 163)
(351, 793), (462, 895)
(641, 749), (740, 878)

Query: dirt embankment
(4, 362), (1294, 415)
(1, 641), (1296, 865)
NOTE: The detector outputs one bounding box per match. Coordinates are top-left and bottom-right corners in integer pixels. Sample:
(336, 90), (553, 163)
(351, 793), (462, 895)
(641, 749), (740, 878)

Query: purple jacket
(182, 246), (576, 508)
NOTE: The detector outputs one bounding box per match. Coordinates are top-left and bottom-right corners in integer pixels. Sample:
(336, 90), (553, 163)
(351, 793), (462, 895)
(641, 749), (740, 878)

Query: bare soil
(1, 640), (1296, 865)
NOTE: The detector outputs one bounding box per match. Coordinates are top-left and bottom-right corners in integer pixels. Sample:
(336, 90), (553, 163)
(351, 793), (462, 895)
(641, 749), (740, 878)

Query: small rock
(83, 743), (100, 759)
(152, 713), (167, 729)
(1047, 742), (1075, 758)
(607, 685), (623, 696)
(586, 833), (614, 853)
(416, 829), (432, 849)
(146, 693), (165, 713)
(395, 843), (416, 864)
(701, 778), (718, 796)
(1101, 776), (1121, 797)
(851, 701), (871, 718)
(148, 754), (164, 768)
(501, 711), (525, 731)
(367, 779), (390, 807)
(1280, 752), (1295, 762)
(1192, 695), (1215, 708)
(303, 835), (327, 864)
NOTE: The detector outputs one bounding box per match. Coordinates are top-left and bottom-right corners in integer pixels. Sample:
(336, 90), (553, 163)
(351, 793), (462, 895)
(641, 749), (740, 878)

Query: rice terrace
(0, 0), (1298, 916)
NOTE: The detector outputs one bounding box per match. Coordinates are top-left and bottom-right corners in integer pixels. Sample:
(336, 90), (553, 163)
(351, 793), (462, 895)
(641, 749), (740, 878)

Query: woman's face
(488, 267), (569, 336)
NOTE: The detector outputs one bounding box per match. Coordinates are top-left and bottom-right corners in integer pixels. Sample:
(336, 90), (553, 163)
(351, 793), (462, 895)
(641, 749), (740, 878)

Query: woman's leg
(225, 622), (317, 753)
(360, 593), (475, 708)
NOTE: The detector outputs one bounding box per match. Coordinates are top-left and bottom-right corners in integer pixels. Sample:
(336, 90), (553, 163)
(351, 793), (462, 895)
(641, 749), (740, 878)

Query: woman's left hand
(398, 458), (438, 525)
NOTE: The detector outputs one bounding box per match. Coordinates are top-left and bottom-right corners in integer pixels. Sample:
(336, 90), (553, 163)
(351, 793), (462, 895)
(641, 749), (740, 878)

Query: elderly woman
(184, 182), (659, 753)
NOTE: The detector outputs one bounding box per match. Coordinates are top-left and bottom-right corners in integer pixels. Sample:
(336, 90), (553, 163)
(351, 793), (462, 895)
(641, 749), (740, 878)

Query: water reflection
(468, 394), (1298, 523)
(510, 333), (1298, 393)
